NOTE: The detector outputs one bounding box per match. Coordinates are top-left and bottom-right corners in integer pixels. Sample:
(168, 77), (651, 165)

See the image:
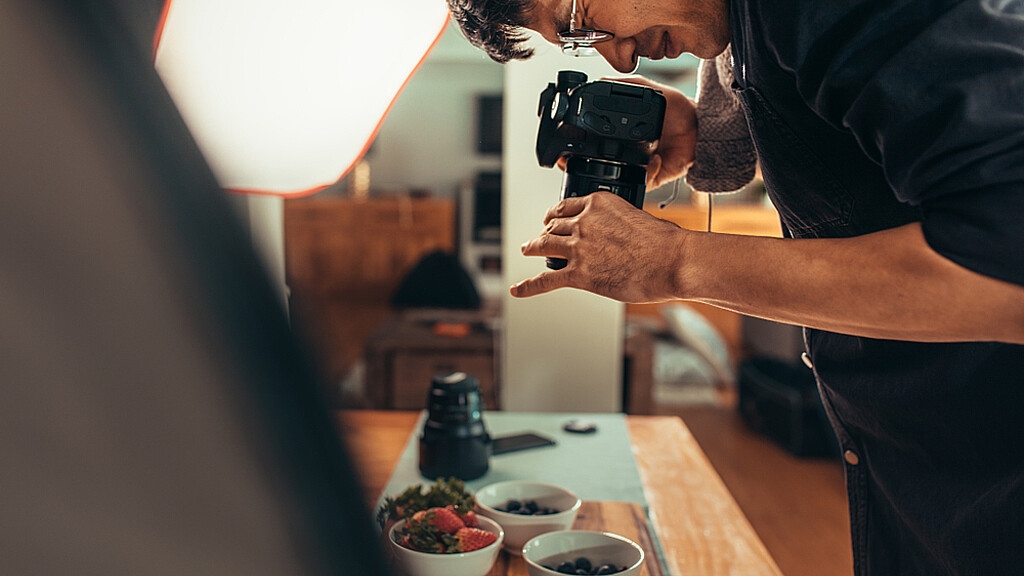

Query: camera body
(536, 70), (666, 269)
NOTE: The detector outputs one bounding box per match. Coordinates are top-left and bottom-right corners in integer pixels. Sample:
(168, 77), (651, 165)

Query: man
(447, 0), (1024, 574)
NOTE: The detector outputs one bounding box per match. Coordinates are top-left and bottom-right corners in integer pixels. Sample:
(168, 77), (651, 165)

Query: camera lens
(425, 372), (485, 429)
(546, 156), (649, 270)
(418, 372), (491, 480)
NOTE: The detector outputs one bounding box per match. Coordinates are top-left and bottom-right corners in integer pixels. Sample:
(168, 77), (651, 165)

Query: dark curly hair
(446, 0), (535, 63)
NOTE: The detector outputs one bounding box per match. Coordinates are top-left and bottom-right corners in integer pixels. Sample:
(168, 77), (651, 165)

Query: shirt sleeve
(799, 0), (1024, 287)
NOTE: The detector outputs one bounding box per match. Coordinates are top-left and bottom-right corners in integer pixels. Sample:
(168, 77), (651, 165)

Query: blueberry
(505, 500), (521, 512)
(594, 564), (619, 575)
(557, 561), (577, 574)
(574, 557), (592, 572)
(525, 500), (539, 513)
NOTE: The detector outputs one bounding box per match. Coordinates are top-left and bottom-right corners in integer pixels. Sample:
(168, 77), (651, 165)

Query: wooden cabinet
(364, 310), (500, 410)
(284, 197), (456, 387)
(285, 196), (455, 299)
(363, 307), (659, 414)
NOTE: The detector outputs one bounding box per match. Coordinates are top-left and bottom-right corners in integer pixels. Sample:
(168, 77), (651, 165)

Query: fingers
(646, 154), (663, 189)
(512, 220), (578, 297)
(647, 153), (692, 189)
(544, 216), (576, 236)
(521, 232), (571, 259)
(510, 270), (571, 298)
(543, 196), (588, 224)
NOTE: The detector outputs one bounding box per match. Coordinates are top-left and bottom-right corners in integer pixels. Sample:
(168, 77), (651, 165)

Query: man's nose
(596, 42), (638, 74)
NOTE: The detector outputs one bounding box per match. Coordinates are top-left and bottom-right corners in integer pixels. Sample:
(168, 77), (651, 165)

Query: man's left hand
(511, 192), (688, 302)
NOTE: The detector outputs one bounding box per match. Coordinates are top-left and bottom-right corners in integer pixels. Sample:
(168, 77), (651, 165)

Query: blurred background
(281, 20), (779, 416)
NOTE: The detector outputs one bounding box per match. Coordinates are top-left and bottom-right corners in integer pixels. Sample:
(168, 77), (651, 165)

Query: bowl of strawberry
(388, 505), (504, 576)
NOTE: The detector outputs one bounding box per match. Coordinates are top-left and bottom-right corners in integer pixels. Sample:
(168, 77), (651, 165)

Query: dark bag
(738, 357), (839, 457)
(391, 251), (481, 309)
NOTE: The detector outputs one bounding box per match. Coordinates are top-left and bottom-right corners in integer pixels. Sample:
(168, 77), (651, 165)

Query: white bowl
(475, 481), (582, 556)
(387, 515), (503, 576)
(522, 530), (645, 576)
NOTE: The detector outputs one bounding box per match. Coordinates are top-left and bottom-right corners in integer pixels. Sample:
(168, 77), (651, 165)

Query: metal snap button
(801, 352), (814, 369)
(844, 450), (860, 466)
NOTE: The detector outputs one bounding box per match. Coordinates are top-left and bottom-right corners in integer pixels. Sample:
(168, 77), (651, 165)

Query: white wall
(500, 41), (629, 413)
(364, 22), (504, 198)
(228, 194), (288, 312)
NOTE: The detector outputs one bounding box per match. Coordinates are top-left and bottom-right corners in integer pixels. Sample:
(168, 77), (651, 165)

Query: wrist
(667, 227), (700, 301)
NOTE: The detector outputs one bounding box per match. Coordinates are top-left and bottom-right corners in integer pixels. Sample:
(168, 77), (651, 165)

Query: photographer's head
(447, 0), (730, 73)
(446, 0), (536, 63)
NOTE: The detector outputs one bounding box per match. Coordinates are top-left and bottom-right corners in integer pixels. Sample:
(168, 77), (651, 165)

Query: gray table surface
(378, 411), (648, 506)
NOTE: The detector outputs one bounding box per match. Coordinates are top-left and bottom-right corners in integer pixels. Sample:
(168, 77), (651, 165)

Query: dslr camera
(536, 70), (666, 269)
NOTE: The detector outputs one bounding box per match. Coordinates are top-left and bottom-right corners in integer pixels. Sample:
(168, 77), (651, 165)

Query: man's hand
(511, 194), (1024, 343)
(510, 192), (689, 302)
(613, 76), (698, 189)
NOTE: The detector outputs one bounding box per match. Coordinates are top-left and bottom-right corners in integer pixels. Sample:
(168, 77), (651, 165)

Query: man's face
(526, 0), (730, 73)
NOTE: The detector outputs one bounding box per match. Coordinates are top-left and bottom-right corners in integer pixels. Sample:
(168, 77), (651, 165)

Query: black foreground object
(1, 1), (394, 574)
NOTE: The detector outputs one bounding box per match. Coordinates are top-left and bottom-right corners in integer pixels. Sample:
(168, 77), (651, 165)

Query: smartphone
(491, 432), (556, 455)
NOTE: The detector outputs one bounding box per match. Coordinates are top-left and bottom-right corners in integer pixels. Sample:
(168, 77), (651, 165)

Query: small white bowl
(475, 481), (582, 556)
(388, 515), (503, 576)
(522, 530), (645, 576)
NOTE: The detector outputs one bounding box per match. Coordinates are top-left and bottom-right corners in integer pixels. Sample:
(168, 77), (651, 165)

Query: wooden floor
(655, 404), (853, 576)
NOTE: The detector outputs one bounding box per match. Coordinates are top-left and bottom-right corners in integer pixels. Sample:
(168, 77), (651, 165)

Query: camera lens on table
(418, 372), (491, 480)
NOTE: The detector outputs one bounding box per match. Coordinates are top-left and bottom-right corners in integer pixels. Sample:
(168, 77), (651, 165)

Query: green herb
(376, 477), (475, 529)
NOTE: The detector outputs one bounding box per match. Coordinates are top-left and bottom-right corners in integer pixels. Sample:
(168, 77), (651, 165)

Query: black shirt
(729, 0), (1024, 574)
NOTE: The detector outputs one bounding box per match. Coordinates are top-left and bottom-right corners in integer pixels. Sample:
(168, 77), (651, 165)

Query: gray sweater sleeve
(685, 49), (758, 193)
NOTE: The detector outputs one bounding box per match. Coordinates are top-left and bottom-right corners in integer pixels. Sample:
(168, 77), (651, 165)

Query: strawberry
(460, 510), (480, 528)
(446, 505), (479, 527)
(454, 527), (497, 552)
(411, 506), (465, 534)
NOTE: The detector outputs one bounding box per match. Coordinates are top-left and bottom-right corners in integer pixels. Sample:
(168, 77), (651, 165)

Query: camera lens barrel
(418, 372), (491, 480)
(546, 157), (648, 270)
(562, 157), (647, 207)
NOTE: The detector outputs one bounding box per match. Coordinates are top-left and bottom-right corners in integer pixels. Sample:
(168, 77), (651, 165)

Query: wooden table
(339, 411), (783, 576)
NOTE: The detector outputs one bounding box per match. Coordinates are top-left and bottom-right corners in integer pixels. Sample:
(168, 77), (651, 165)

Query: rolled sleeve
(809, 1), (1024, 286)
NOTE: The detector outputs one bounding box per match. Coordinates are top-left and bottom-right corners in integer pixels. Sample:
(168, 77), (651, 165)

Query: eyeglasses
(557, 0), (613, 57)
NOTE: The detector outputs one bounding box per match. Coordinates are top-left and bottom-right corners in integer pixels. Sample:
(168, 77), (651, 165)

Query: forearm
(677, 223), (1024, 344)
